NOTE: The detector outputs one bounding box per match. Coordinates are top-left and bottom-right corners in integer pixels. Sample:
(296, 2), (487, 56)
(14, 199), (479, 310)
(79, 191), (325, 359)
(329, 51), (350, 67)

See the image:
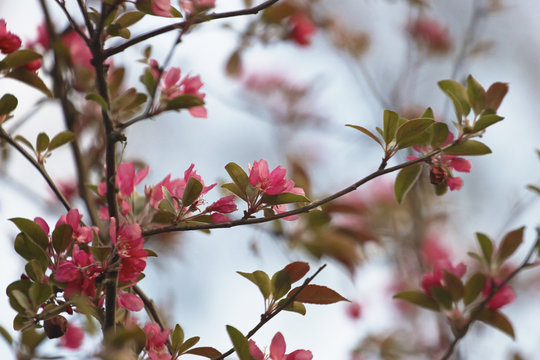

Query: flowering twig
(440, 227), (540, 360)
(104, 0), (281, 58)
(212, 264), (327, 360)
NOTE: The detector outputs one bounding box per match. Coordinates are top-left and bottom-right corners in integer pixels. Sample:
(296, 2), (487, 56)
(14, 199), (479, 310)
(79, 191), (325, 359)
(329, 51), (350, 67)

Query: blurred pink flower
(288, 13), (316, 47)
(483, 279), (515, 310)
(0, 19), (21, 54)
(60, 323), (84, 349)
(408, 17), (451, 53)
(151, 0), (172, 17)
(249, 332), (313, 360)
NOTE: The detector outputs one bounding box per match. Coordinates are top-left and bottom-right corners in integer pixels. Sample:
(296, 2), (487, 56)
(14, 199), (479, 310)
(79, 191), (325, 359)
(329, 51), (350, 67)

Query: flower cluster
(249, 332), (313, 360)
(143, 322), (171, 360)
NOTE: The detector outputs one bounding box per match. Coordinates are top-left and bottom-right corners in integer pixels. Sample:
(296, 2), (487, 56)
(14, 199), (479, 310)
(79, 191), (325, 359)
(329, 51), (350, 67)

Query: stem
(440, 227), (540, 360)
(142, 147), (445, 237)
(212, 264), (327, 360)
(104, 0), (281, 58)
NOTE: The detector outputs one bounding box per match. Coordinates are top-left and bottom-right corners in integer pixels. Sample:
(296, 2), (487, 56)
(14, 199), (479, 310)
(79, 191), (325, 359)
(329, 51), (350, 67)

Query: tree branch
(212, 264), (327, 360)
(103, 0), (281, 58)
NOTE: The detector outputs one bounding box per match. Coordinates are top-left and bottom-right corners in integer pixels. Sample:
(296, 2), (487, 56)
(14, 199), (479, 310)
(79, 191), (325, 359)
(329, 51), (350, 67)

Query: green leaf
(438, 79), (471, 119)
(345, 124), (383, 148)
(443, 140), (491, 156)
(477, 308), (515, 339)
(271, 269), (291, 301)
(237, 270), (271, 300)
(52, 224), (73, 254)
(105, 326), (146, 354)
(0, 50), (41, 70)
(165, 94), (205, 111)
(185, 347), (222, 358)
(222, 183), (247, 201)
(5, 69), (53, 97)
(463, 273), (486, 306)
(289, 284), (349, 304)
(467, 75), (486, 115)
(7, 280), (31, 313)
(485, 82), (509, 111)
(430, 286), (453, 309)
(89, 245), (112, 262)
(0, 94), (18, 115)
(176, 336), (200, 355)
(283, 261), (310, 284)
(36, 133), (50, 153)
(0, 325), (13, 345)
(225, 162), (249, 192)
(14, 234), (49, 271)
(25, 260), (44, 282)
(226, 325), (253, 360)
(496, 226), (524, 265)
(395, 118), (434, 148)
(115, 11), (145, 28)
(182, 177), (203, 207)
(261, 192), (309, 205)
(394, 164), (422, 203)
(473, 114), (504, 132)
(85, 93), (109, 110)
(443, 270), (464, 301)
(14, 135), (35, 152)
(10, 290), (32, 312)
(10, 218), (49, 249)
(276, 299), (306, 315)
(140, 68), (156, 95)
(171, 324), (185, 353)
(430, 122), (449, 149)
(29, 282), (52, 307)
(393, 290), (440, 311)
(106, 24), (131, 39)
(467, 251), (484, 263)
(422, 107), (434, 119)
(476, 233), (493, 265)
(383, 110), (399, 144)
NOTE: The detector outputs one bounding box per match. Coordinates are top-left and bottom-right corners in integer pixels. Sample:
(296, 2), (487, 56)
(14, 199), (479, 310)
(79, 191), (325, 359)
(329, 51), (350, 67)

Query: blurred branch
(104, 0), (281, 58)
(212, 264), (327, 360)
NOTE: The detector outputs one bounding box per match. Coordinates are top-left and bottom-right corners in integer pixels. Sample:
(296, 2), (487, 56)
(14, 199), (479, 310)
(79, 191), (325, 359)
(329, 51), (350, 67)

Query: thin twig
(440, 227), (540, 360)
(54, 0), (92, 46)
(104, 0), (281, 58)
(212, 264), (327, 360)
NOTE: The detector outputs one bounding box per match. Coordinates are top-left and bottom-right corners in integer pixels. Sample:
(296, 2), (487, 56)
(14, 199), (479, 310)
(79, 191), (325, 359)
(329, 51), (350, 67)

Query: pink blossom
(117, 291), (144, 311)
(446, 177), (463, 191)
(210, 212), (232, 223)
(249, 159), (295, 195)
(60, 323), (84, 349)
(116, 162), (150, 197)
(408, 17), (451, 53)
(54, 245), (103, 298)
(483, 279), (515, 310)
(62, 30), (92, 68)
(34, 217), (50, 235)
(0, 19), (22, 54)
(143, 322), (171, 360)
(346, 302), (363, 320)
(109, 219), (147, 282)
(249, 332), (313, 360)
(206, 195), (237, 214)
(56, 209), (98, 244)
(28, 23), (50, 50)
(288, 13), (316, 47)
(421, 260), (466, 296)
(151, 0), (172, 17)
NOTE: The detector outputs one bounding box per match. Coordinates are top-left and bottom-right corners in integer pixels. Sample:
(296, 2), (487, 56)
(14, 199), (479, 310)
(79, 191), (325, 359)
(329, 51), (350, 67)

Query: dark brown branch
(212, 264), (327, 360)
(103, 0), (280, 58)
(142, 147), (444, 237)
(0, 128), (71, 211)
(440, 227), (540, 360)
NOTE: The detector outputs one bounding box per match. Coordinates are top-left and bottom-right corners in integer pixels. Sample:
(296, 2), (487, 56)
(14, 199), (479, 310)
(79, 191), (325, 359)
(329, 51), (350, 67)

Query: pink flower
(0, 19), (22, 54)
(151, 0), (172, 17)
(62, 30), (92, 68)
(56, 209), (98, 244)
(143, 322), (171, 360)
(206, 195), (237, 214)
(408, 17), (451, 53)
(180, 0), (216, 14)
(421, 260), (466, 296)
(249, 159), (295, 195)
(116, 162), (150, 197)
(346, 302), (363, 320)
(288, 13), (316, 47)
(249, 332), (313, 360)
(117, 291), (144, 311)
(60, 323), (84, 349)
(54, 245), (103, 298)
(483, 279), (515, 310)
(109, 219), (147, 283)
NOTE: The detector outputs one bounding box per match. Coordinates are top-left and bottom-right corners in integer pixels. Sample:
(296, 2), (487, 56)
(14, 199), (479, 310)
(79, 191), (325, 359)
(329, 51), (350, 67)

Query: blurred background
(1, 0), (540, 359)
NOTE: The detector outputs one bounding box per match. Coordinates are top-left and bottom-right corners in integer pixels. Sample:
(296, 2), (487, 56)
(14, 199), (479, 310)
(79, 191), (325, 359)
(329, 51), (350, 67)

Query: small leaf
(14, 234), (49, 271)
(443, 270), (464, 301)
(476, 233), (493, 265)
(225, 162), (250, 192)
(222, 183), (247, 201)
(467, 75), (486, 115)
(85, 93), (109, 110)
(25, 260), (44, 282)
(52, 224), (73, 254)
(430, 286), (453, 309)
(473, 114), (504, 132)
(438, 79), (471, 118)
(185, 347), (222, 358)
(284, 262), (310, 284)
(477, 308), (515, 339)
(165, 94), (205, 111)
(485, 82), (509, 111)
(5, 69), (53, 97)
(496, 226), (524, 264)
(10, 218), (49, 249)
(105, 326), (146, 354)
(176, 336), (200, 355)
(226, 50), (242, 77)
(0, 325), (13, 345)
(394, 164), (422, 203)
(14, 135), (35, 152)
(36, 133), (50, 153)
(0, 50), (41, 70)
(0, 94), (18, 115)
(89, 246), (112, 262)
(467, 251), (484, 263)
(272, 269), (291, 301)
(225, 325), (252, 360)
(289, 284), (349, 304)
(29, 282), (52, 307)
(395, 118), (433, 148)
(115, 11), (145, 28)
(261, 192), (309, 205)
(383, 110), (399, 145)
(171, 324), (185, 353)
(393, 290), (440, 311)
(140, 68), (156, 95)
(345, 124), (383, 148)
(10, 290), (32, 312)
(463, 273), (487, 306)
(47, 131), (75, 151)
(182, 177), (203, 207)
(276, 299), (306, 315)
(422, 107), (434, 119)
(430, 122), (449, 149)
(237, 270), (271, 300)
(443, 140), (491, 156)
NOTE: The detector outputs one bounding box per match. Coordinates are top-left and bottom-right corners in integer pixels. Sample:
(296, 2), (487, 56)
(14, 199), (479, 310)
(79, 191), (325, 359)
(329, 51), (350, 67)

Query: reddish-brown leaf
(289, 284), (349, 304)
(284, 262), (310, 284)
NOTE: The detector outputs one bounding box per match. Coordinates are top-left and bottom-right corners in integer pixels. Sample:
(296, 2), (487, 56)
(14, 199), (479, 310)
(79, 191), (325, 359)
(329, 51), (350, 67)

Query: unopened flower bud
(429, 166), (446, 185)
(44, 315), (68, 339)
